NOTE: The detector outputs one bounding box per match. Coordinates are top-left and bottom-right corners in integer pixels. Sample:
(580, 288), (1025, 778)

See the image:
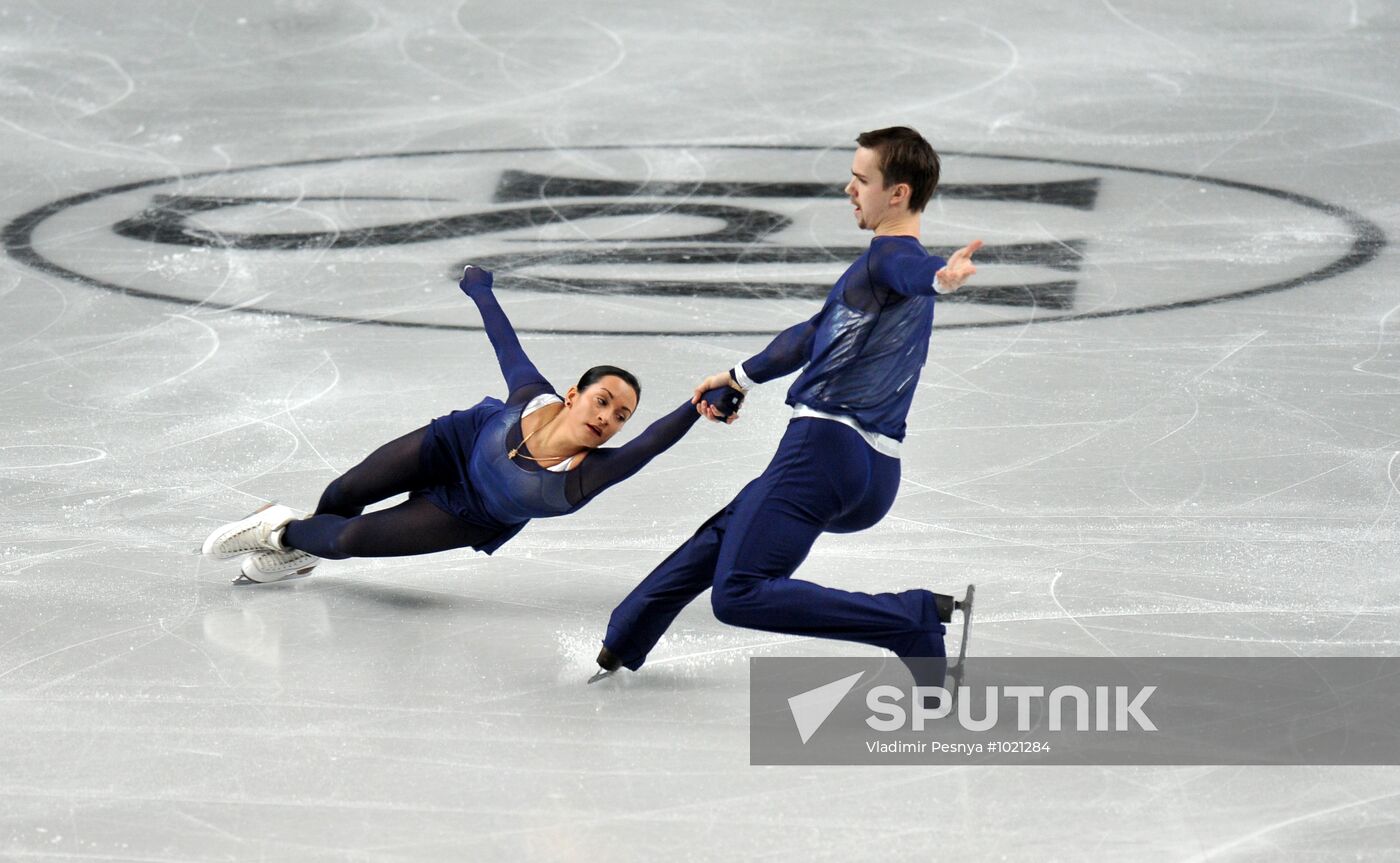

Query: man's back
(785, 235), (946, 441)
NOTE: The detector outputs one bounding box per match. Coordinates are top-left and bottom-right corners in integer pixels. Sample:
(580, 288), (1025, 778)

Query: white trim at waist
(790, 406), (901, 458)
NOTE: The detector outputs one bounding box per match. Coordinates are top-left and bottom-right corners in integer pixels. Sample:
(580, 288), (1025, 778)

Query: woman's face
(563, 375), (638, 446)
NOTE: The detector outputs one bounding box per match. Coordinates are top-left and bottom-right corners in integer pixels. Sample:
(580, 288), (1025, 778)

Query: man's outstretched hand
(934, 239), (983, 293)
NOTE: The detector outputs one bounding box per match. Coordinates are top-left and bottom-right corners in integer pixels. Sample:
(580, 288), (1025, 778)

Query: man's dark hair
(577, 365), (641, 402)
(855, 126), (941, 212)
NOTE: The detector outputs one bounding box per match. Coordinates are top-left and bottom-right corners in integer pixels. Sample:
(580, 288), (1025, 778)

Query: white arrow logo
(787, 671), (865, 744)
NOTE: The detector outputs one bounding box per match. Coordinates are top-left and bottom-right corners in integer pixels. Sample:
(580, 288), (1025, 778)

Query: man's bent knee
(710, 574), (769, 628)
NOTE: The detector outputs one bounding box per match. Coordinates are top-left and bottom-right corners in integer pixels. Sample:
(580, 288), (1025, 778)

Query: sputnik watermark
(864, 684), (1157, 733)
(787, 671), (865, 744)
(786, 680), (1154, 750)
(752, 657), (1400, 765)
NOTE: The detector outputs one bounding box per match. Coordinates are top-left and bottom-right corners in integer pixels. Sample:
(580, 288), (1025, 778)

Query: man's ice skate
(912, 585), (975, 710)
(234, 548), (320, 585)
(933, 583), (975, 668)
(202, 504), (297, 560)
(587, 646), (623, 684)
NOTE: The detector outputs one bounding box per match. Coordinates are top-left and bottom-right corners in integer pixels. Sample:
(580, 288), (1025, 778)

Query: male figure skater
(591, 126), (980, 683)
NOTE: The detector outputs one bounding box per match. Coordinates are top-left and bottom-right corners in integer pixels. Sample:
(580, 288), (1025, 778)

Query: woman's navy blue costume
(282, 282), (702, 561)
(602, 235), (951, 669)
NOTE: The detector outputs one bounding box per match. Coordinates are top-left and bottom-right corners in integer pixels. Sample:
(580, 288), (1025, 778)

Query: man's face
(843, 146), (900, 231)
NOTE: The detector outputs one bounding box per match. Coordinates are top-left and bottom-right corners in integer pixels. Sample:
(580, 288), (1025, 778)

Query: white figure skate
(236, 548), (320, 585)
(201, 503), (297, 560)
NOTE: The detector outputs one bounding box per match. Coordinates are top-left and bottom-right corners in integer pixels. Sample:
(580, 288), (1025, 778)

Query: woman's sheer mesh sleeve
(567, 400), (702, 504)
(466, 287), (553, 403)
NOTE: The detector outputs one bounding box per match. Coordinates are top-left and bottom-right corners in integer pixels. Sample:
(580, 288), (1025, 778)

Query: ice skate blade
(944, 659), (966, 709)
(953, 583), (974, 668)
(232, 568), (316, 586)
(587, 667), (618, 685)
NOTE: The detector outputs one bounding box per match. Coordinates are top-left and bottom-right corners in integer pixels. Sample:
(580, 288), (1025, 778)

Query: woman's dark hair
(855, 126), (941, 212)
(577, 365), (641, 402)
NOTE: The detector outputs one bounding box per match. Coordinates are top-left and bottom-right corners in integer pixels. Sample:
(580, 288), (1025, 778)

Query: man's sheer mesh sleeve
(871, 243), (949, 298)
(736, 312), (821, 385)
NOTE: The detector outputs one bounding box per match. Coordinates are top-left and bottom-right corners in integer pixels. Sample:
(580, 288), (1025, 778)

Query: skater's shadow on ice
(333, 580), (479, 613)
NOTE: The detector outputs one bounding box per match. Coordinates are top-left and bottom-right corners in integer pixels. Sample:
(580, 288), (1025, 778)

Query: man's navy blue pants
(603, 418), (946, 671)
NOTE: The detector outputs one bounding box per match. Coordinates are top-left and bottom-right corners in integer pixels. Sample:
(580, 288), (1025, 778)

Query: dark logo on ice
(3, 145), (1383, 335)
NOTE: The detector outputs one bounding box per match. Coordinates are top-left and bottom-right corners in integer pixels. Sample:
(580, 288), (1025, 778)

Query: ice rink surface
(1, 0), (1398, 859)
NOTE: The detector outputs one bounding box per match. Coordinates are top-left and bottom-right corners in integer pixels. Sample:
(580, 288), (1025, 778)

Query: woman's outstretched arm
(567, 385), (744, 504)
(459, 265), (552, 401)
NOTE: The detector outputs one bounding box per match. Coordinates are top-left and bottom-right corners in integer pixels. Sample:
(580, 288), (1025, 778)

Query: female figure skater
(202, 265), (743, 583)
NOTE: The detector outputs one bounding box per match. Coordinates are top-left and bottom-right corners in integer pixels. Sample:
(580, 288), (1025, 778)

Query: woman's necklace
(508, 422), (581, 467)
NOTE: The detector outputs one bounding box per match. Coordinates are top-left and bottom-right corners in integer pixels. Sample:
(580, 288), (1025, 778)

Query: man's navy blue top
(741, 235), (947, 442)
